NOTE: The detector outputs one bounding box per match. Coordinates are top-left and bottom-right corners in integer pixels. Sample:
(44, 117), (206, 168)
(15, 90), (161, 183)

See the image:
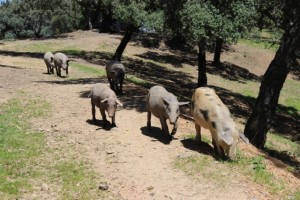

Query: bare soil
(0, 31), (299, 200)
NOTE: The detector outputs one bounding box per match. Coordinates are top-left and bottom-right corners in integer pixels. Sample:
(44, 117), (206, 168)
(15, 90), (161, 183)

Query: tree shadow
(35, 77), (103, 85)
(117, 84), (148, 113)
(264, 147), (300, 179)
(140, 126), (172, 145)
(2, 47), (298, 141)
(2, 45), (299, 175)
(180, 138), (217, 158)
(136, 51), (194, 68)
(207, 61), (261, 83)
(0, 64), (23, 69)
(0, 50), (43, 59)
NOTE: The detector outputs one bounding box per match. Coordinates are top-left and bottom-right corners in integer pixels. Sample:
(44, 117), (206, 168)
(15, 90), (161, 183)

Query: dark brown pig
(106, 60), (125, 94)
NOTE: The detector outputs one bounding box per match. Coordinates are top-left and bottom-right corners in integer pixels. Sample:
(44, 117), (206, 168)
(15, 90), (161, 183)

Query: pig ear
(178, 101), (189, 106)
(101, 98), (108, 103)
(162, 97), (170, 106)
(220, 133), (233, 146)
(116, 99), (123, 106)
(239, 130), (249, 144)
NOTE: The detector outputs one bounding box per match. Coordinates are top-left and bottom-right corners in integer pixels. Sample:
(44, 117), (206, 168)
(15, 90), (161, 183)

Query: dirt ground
(0, 31), (299, 200)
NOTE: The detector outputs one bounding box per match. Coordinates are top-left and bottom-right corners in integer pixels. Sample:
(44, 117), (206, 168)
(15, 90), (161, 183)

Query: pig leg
(171, 122), (177, 135)
(100, 108), (108, 126)
(119, 74), (124, 94)
(106, 73), (114, 90)
(51, 65), (54, 74)
(115, 83), (119, 93)
(107, 76), (114, 91)
(195, 123), (201, 142)
(213, 141), (226, 160)
(212, 138), (219, 156)
(160, 118), (171, 140)
(111, 116), (116, 127)
(46, 63), (50, 74)
(66, 67), (68, 75)
(55, 65), (58, 76)
(91, 100), (96, 124)
(147, 110), (151, 130)
(57, 67), (61, 77)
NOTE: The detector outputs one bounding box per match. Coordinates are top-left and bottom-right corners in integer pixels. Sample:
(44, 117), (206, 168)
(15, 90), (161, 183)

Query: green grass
(292, 191), (300, 200)
(239, 38), (279, 52)
(280, 79), (300, 113)
(266, 132), (300, 158)
(0, 94), (108, 199)
(247, 156), (284, 192)
(0, 97), (49, 197)
(55, 160), (105, 200)
(126, 74), (154, 88)
(71, 62), (106, 77)
(175, 137), (290, 198)
(239, 29), (280, 52)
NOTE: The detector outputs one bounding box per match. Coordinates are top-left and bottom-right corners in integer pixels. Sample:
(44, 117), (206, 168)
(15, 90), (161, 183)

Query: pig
(190, 87), (249, 160)
(54, 52), (70, 77)
(106, 60), (125, 94)
(146, 85), (189, 140)
(44, 51), (54, 74)
(89, 83), (123, 127)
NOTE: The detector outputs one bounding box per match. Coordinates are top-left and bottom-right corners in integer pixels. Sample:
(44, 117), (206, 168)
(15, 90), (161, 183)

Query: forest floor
(0, 30), (299, 200)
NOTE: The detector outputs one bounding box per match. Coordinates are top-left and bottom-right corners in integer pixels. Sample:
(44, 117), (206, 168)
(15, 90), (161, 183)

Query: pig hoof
(111, 123), (116, 127)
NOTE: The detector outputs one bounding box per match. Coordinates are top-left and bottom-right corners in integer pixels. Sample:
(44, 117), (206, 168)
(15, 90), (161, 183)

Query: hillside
(0, 30), (299, 200)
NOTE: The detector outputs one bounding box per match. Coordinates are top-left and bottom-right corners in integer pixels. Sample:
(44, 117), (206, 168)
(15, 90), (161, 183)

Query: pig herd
(43, 51), (70, 77)
(43, 52), (249, 160)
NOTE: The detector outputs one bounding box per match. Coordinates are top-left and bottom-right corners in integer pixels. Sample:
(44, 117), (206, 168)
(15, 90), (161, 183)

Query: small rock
(149, 192), (155, 196)
(41, 183), (49, 191)
(106, 151), (114, 155)
(98, 182), (109, 190)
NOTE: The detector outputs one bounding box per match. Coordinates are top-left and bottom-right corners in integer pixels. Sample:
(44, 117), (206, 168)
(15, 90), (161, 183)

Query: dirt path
(0, 55), (273, 200)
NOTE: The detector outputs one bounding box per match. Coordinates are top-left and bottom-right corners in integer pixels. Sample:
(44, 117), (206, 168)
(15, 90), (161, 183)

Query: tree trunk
(197, 39), (207, 87)
(213, 38), (223, 67)
(100, 12), (113, 33)
(244, 24), (300, 148)
(113, 25), (136, 61)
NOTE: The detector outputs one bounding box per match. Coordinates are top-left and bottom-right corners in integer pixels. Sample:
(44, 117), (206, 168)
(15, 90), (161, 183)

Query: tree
(106, 0), (163, 61)
(179, 0), (256, 87)
(244, 0), (300, 148)
(0, 0), (82, 39)
(211, 0), (256, 67)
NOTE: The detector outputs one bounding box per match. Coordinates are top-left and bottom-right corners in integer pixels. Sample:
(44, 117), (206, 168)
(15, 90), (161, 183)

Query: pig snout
(169, 116), (178, 125)
(107, 107), (116, 118)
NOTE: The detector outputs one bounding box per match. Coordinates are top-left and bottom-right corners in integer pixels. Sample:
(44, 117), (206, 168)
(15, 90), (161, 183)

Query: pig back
(54, 53), (68, 69)
(44, 51), (54, 63)
(106, 61), (125, 77)
(147, 86), (174, 118)
(90, 83), (116, 108)
(192, 87), (231, 130)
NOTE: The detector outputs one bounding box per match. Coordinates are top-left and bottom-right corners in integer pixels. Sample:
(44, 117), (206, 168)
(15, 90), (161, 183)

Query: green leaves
(179, 0), (256, 44)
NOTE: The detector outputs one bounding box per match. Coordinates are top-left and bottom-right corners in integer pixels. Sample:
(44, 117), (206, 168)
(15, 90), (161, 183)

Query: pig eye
(176, 109), (179, 113)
